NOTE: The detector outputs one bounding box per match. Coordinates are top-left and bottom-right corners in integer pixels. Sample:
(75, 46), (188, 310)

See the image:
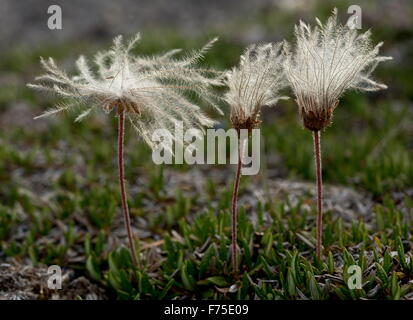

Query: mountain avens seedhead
(283, 8), (392, 260)
(29, 33), (223, 266)
(225, 42), (288, 133)
(284, 8), (392, 131)
(224, 42), (288, 273)
(28, 33), (223, 152)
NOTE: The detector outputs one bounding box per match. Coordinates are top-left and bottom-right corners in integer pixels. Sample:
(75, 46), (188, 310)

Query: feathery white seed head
(284, 8), (392, 131)
(224, 42), (288, 131)
(28, 34), (224, 152)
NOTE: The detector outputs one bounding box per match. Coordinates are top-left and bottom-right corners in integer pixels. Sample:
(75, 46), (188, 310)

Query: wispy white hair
(284, 8), (392, 130)
(224, 42), (288, 130)
(28, 34), (224, 152)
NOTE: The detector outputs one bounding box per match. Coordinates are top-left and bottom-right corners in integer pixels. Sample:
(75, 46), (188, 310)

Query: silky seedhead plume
(28, 33), (224, 152)
(224, 42), (288, 274)
(28, 33), (223, 266)
(284, 8), (392, 131)
(283, 9), (391, 260)
(225, 42), (288, 132)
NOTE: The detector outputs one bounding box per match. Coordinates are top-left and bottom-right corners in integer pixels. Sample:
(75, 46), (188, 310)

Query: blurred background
(1, 0), (412, 195)
(0, 0), (412, 299)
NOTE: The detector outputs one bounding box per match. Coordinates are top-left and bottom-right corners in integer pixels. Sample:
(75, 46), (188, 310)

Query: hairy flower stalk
(313, 130), (323, 259)
(117, 108), (139, 265)
(230, 136), (244, 274)
(224, 42), (288, 273)
(284, 9), (391, 260)
(28, 33), (223, 266)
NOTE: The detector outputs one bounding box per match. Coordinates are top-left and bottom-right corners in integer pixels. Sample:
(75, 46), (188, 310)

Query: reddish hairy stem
(313, 130), (323, 260)
(118, 110), (139, 266)
(231, 137), (244, 274)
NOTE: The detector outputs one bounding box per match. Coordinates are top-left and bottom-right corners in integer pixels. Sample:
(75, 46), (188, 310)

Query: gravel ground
(0, 262), (106, 300)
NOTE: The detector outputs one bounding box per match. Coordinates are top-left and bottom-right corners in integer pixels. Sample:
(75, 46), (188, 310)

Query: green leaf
(240, 273), (249, 299)
(181, 262), (195, 291)
(307, 272), (321, 300)
(199, 243), (216, 278)
(327, 251), (335, 274)
(159, 278), (175, 299)
(205, 276), (228, 287)
(383, 250), (392, 273)
(107, 270), (120, 290)
(287, 268), (297, 298)
(396, 237), (408, 271)
(375, 262), (388, 284)
(108, 251), (119, 276)
(390, 272), (400, 299)
(86, 256), (101, 281)
(240, 238), (252, 268)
